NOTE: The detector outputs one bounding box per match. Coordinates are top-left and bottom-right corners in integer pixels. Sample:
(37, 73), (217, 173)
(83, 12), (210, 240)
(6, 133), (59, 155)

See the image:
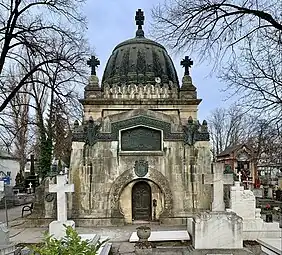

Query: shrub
(31, 226), (106, 255)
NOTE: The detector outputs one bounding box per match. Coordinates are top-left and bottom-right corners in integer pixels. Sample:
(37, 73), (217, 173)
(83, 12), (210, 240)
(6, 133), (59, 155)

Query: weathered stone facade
(29, 10), (213, 227)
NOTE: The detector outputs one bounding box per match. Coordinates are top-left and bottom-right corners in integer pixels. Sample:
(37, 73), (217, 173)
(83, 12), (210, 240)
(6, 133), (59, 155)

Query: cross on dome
(87, 56), (100, 75)
(181, 56), (193, 75)
(135, 9), (145, 37)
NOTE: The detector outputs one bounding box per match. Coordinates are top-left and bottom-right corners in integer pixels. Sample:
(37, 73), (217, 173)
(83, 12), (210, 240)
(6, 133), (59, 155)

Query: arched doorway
(132, 181), (151, 221)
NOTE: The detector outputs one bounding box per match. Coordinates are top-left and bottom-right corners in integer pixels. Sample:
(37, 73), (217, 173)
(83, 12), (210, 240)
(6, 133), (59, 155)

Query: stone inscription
(121, 126), (161, 151)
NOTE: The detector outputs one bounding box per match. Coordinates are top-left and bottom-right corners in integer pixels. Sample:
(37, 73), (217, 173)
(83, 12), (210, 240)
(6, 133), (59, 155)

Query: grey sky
(83, 0), (231, 120)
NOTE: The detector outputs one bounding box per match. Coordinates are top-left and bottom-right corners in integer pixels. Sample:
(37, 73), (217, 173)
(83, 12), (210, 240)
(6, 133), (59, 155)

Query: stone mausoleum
(32, 9), (212, 226)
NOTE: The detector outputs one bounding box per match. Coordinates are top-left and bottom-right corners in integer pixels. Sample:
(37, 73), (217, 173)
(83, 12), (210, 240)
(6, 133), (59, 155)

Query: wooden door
(132, 181), (151, 220)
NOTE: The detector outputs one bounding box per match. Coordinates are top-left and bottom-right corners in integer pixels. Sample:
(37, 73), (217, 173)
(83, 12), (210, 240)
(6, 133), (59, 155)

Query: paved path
(0, 204), (30, 223)
(9, 223), (187, 244)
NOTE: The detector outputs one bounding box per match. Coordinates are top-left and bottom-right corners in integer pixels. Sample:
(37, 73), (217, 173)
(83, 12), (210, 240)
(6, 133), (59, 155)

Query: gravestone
(190, 163), (243, 250)
(204, 162), (234, 211)
(227, 182), (281, 240)
(49, 173), (75, 239)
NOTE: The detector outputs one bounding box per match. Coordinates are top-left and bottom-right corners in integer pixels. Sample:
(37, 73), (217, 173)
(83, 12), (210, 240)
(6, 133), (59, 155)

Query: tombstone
(267, 187), (273, 199)
(190, 163), (243, 250)
(48, 173), (75, 239)
(228, 182), (257, 219)
(252, 188), (264, 198)
(27, 182), (33, 194)
(24, 155), (39, 191)
(227, 181), (281, 240)
(204, 162), (234, 211)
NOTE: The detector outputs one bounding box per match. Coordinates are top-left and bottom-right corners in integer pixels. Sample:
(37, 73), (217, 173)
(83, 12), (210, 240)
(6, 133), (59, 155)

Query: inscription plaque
(121, 126), (161, 151)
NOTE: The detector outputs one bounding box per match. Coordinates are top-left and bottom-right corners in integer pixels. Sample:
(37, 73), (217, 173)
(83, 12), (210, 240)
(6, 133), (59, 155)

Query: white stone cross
(204, 162), (234, 211)
(237, 172), (242, 183)
(49, 174), (74, 222)
(0, 180), (4, 192)
(28, 182), (32, 189)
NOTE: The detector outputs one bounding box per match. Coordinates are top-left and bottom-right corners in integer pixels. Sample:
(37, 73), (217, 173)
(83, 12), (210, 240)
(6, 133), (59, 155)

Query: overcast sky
(83, 0), (232, 120)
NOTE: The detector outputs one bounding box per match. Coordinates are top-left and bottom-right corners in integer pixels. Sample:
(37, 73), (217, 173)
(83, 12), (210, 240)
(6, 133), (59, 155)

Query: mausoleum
(32, 9), (213, 227)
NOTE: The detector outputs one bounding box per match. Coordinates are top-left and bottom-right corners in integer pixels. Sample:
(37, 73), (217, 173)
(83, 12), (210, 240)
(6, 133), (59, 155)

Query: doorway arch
(132, 181), (152, 221)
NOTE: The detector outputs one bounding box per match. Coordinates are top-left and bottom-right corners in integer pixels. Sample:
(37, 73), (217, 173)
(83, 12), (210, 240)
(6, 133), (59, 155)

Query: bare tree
(0, 0), (87, 111)
(152, 0), (282, 121)
(0, 32), (87, 179)
(208, 105), (246, 155)
(10, 85), (30, 174)
(208, 104), (282, 173)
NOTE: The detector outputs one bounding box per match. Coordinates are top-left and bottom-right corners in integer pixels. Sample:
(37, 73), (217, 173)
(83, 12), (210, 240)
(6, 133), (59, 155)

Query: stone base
(49, 220), (75, 239)
(192, 211), (243, 249)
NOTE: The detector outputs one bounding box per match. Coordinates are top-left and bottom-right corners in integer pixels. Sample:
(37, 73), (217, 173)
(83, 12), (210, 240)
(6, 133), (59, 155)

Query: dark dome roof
(102, 34), (179, 88)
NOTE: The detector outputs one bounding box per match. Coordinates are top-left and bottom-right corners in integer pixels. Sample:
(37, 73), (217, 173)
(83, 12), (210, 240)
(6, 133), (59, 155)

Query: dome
(102, 10), (179, 88)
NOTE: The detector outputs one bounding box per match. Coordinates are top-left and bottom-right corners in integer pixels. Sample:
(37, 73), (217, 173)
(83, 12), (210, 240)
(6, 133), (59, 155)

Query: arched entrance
(132, 181), (151, 221)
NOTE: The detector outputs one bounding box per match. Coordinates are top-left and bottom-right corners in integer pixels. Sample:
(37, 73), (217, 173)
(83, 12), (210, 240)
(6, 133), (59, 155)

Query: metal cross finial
(87, 56), (100, 75)
(135, 9), (145, 37)
(181, 56), (193, 75)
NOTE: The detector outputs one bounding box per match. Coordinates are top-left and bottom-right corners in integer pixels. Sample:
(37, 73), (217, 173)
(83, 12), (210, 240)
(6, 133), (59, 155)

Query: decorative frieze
(73, 115), (210, 145)
(102, 83), (179, 99)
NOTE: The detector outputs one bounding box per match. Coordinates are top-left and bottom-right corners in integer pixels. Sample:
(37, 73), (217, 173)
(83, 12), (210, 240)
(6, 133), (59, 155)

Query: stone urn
(136, 225), (151, 242)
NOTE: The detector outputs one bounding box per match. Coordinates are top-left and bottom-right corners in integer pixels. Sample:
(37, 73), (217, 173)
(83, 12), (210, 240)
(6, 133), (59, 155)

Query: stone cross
(28, 182), (32, 189)
(237, 171), (242, 183)
(181, 56), (193, 75)
(87, 56), (100, 75)
(204, 163), (234, 211)
(135, 9), (144, 30)
(49, 174), (74, 222)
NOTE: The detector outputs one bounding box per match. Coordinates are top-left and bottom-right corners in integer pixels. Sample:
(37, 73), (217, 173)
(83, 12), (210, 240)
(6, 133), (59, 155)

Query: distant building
(0, 150), (20, 186)
(257, 152), (282, 186)
(216, 144), (257, 188)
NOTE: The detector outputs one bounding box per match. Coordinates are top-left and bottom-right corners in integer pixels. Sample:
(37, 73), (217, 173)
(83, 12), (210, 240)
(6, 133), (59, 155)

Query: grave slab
(129, 230), (190, 242)
(257, 238), (282, 255)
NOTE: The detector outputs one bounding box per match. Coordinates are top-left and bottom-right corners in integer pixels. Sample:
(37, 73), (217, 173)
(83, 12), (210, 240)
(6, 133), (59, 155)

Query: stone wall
(69, 136), (212, 226)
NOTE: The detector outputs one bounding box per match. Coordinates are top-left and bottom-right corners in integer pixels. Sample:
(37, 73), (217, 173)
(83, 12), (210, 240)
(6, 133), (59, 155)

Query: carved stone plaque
(134, 160), (149, 177)
(121, 126), (161, 151)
